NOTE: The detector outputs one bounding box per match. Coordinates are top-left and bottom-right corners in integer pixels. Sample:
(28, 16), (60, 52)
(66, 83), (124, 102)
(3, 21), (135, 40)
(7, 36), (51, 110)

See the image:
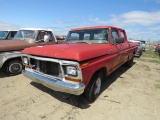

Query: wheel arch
(86, 67), (107, 88)
(2, 57), (22, 70)
(84, 67), (107, 103)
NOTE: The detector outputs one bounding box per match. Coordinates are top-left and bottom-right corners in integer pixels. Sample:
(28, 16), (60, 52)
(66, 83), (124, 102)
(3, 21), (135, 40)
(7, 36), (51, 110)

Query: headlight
(66, 66), (77, 76)
(23, 57), (28, 65)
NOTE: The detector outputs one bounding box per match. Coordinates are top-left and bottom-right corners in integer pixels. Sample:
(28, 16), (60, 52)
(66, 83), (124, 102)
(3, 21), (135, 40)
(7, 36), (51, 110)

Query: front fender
(0, 53), (7, 69)
(0, 51), (22, 69)
(81, 56), (112, 87)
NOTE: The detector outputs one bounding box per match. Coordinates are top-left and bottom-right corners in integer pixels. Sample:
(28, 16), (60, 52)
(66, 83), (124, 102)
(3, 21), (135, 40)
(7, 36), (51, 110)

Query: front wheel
(4, 60), (23, 75)
(84, 72), (102, 103)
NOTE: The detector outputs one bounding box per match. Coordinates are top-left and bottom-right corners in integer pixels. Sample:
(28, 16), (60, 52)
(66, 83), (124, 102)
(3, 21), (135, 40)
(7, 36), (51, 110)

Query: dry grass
(155, 80), (160, 89)
(135, 49), (160, 64)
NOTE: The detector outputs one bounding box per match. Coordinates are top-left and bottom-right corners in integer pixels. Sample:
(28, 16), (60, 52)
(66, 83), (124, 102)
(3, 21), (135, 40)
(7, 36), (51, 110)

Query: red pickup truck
(22, 26), (138, 102)
(155, 44), (160, 54)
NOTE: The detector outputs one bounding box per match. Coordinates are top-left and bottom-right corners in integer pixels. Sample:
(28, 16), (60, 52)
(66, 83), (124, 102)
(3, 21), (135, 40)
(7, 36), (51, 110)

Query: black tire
(125, 56), (134, 67)
(4, 60), (23, 75)
(84, 72), (102, 103)
(137, 52), (142, 58)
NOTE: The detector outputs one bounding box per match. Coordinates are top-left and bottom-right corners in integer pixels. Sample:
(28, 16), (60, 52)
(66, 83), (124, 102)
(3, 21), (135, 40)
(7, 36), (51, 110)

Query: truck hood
(0, 40), (37, 52)
(22, 43), (112, 61)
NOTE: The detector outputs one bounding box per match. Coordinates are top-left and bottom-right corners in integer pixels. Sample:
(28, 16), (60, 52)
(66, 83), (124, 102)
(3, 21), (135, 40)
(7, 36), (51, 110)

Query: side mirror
(56, 36), (65, 40)
(115, 38), (125, 43)
(44, 35), (49, 43)
(56, 36), (65, 43)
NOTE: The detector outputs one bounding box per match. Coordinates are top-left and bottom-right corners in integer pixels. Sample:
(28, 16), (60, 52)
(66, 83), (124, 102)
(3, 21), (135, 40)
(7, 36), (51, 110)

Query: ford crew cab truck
(0, 28), (57, 74)
(22, 26), (138, 102)
(0, 30), (17, 40)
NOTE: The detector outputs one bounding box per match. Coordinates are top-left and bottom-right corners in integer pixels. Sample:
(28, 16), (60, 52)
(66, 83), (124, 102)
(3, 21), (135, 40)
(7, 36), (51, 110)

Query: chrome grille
(30, 58), (60, 77)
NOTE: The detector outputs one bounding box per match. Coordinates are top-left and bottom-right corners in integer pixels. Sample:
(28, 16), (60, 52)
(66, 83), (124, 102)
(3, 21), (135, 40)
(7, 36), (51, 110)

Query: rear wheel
(85, 72), (102, 103)
(4, 60), (23, 75)
(125, 55), (134, 67)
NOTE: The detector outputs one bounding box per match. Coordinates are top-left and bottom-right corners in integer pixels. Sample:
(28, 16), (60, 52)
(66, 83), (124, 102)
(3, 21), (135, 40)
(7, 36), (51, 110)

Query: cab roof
(71, 26), (124, 31)
(0, 30), (18, 31)
(20, 28), (54, 32)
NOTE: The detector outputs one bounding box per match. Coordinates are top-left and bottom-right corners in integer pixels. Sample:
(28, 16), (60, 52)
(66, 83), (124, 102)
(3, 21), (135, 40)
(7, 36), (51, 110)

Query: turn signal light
(65, 77), (81, 82)
(81, 62), (90, 67)
(25, 65), (31, 69)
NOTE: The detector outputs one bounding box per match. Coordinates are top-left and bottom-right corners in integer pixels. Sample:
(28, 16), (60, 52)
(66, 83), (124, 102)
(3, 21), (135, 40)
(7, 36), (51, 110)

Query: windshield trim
(66, 28), (109, 44)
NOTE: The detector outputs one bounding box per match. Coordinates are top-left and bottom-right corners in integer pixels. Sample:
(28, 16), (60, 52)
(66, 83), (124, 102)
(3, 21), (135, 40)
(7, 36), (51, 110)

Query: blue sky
(0, 0), (160, 41)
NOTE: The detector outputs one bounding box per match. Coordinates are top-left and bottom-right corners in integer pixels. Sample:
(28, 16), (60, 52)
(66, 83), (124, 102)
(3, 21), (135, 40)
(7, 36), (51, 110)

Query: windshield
(0, 31), (8, 39)
(66, 28), (109, 44)
(13, 30), (37, 41)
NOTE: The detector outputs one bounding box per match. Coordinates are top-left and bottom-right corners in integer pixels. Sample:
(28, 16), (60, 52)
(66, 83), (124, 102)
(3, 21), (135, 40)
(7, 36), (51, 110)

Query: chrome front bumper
(22, 70), (85, 95)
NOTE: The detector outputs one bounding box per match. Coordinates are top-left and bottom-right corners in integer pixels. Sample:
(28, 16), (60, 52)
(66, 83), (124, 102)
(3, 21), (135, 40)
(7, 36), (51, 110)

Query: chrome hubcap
(94, 78), (101, 96)
(9, 63), (22, 73)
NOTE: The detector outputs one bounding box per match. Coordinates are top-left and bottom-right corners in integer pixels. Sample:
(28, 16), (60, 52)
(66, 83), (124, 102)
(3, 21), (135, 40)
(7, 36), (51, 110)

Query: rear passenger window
(112, 30), (118, 44)
(120, 31), (125, 38)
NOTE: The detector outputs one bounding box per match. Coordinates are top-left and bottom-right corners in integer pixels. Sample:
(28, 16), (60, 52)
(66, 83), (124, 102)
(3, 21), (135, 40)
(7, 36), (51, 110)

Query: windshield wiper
(75, 41), (91, 44)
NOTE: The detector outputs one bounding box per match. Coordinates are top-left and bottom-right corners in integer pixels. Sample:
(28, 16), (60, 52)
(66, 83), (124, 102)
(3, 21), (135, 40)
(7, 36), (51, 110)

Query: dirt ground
(0, 54), (160, 120)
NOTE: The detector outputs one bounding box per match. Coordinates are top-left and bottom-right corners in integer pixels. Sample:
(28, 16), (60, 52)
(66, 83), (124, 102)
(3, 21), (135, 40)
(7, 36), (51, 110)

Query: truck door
(111, 29), (124, 71)
(119, 30), (130, 63)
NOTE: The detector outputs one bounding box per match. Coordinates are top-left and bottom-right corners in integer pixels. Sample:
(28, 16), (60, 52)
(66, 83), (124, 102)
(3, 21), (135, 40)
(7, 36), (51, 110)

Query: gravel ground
(0, 54), (160, 120)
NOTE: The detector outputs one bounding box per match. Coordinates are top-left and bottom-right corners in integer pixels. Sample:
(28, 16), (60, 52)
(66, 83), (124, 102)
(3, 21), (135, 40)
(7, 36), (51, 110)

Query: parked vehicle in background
(0, 30), (17, 40)
(56, 35), (66, 40)
(129, 38), (146, 51)
(56, 35), (66, 43)
(129, 40), (143, 57)
(137, 40), (146, 51)
(22, 26), (138, 103)
(0, 28), (58, 75)
(155, 43), (160, 54)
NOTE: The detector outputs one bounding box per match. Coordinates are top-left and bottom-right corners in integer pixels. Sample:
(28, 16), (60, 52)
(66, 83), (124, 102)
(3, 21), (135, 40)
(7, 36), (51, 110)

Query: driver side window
(69, 33), (79, 40)
(37, 31), (53, 42)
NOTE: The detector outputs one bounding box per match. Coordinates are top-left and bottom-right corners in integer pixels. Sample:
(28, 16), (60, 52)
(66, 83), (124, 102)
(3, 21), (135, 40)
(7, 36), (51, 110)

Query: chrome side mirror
(44, 35), (49, 43)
